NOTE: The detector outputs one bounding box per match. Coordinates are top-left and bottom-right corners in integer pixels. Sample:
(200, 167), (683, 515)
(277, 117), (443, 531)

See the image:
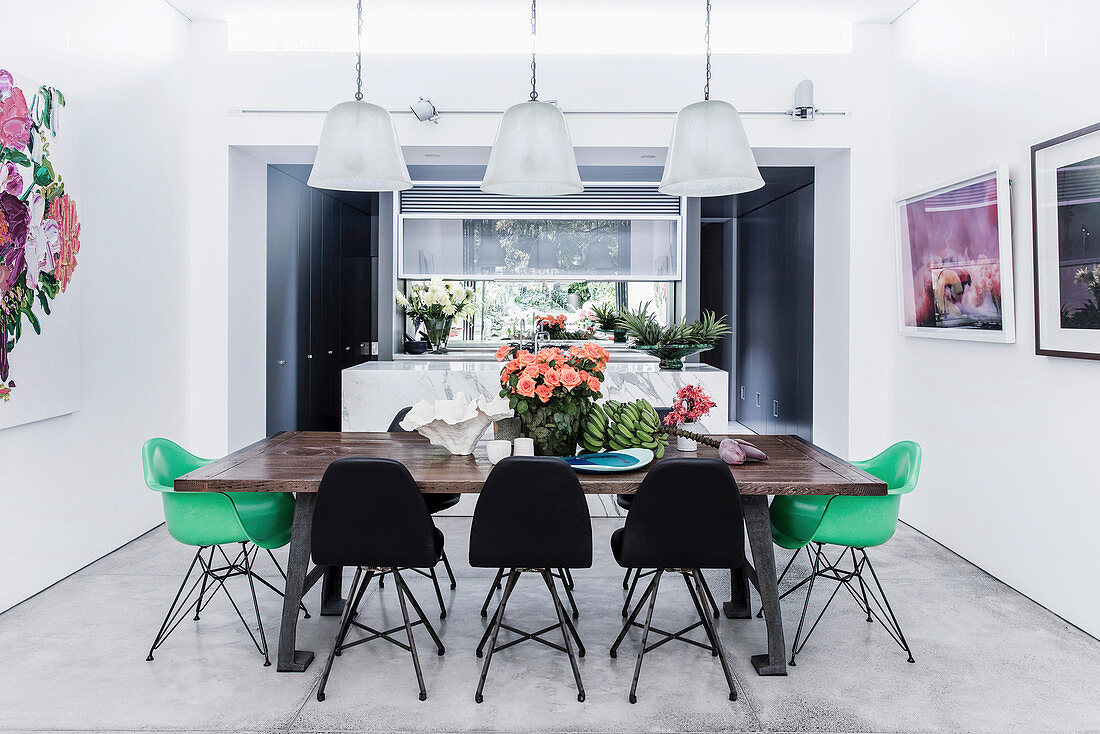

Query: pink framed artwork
(894, 167), (1015, 342)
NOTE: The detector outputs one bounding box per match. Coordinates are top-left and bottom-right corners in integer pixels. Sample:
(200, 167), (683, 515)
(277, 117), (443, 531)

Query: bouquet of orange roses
(496, 342), (609, 456)
(534, 313), (568, 339)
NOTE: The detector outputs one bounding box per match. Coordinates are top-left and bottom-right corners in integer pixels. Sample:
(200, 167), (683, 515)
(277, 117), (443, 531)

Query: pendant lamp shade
(481, 101), (583, 196)
(658, 100), (764, 197)
(308, 100), (412, 192)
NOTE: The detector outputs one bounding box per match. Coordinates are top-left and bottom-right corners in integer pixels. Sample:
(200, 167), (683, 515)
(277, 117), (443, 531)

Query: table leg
(277, 493), (316, 672)
(725, 567), (752, 619)
(734, 495), (788, 676)
(320, 566), (346, 616)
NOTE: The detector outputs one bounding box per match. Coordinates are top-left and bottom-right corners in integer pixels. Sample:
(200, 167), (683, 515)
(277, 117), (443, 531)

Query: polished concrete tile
(0, 518), (1097, 733)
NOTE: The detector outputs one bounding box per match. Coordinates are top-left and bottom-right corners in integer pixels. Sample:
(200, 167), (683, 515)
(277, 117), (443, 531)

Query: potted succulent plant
(591, 302), (626, 342)
(617, 303), (731, 369)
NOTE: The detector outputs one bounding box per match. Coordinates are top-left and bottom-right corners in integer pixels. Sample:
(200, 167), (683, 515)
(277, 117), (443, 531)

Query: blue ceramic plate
(564, 448), (654, 473)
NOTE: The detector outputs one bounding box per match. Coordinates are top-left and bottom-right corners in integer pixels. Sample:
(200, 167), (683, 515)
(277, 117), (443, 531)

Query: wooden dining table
(175, 431), (886, 676)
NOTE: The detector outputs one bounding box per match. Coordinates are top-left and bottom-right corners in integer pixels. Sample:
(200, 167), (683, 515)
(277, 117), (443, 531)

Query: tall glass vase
(519, 402), (583, 456)
(420, 317), (453, 354)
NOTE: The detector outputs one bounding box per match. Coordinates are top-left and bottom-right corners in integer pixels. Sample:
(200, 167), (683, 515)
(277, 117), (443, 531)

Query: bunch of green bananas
(580, 402), (610, 454)
(602, 399), (667, 458)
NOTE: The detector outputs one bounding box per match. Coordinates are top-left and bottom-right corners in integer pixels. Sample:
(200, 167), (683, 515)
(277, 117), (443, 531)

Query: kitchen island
(342, 357), (729, 432)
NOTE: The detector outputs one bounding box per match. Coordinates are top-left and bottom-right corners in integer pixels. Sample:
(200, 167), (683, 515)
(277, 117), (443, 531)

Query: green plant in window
(618, 302), (730, 346)
(591, 302), (620, 331)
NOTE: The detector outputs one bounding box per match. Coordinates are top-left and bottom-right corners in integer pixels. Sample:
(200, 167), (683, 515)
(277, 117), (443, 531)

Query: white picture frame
(893, 166), (1015, 342)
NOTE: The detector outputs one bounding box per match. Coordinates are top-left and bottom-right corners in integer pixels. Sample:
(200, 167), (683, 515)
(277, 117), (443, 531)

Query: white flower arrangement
(396, 277), (477, 321)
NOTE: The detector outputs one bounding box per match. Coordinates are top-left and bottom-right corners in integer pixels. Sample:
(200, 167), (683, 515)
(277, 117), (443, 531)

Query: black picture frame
(1031, 121), (1100, 360)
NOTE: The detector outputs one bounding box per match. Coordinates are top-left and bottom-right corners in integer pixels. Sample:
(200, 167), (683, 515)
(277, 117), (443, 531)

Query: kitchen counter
(342, 359), (729, 432)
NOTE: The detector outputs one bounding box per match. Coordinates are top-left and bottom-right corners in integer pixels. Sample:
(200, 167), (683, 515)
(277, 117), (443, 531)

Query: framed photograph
(1031, 122), (1100, 359)
(894, 167), (1015, 342)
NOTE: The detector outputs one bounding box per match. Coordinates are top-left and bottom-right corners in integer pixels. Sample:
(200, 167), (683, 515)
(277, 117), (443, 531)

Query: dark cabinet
(266, 165), (378, 434)
(736, 184), (814, 439)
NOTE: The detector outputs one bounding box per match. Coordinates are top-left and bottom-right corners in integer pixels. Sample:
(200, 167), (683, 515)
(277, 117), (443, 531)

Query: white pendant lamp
(481, 0), (582, 196)
(658, 1), (764, 197)
(308, 0), (411, 192)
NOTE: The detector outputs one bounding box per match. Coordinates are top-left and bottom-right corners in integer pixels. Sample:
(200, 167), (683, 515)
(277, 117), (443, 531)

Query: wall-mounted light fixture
(788, 79), (817, 121)
(410, 97), (439, 123)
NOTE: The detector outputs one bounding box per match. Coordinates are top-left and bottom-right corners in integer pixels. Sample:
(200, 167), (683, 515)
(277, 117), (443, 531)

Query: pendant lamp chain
(354, 0), (364, 101)
(704, 0), (712, 101)
(529, 0), (539, 101)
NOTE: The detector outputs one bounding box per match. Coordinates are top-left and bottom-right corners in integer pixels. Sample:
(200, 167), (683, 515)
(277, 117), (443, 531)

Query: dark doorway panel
(266, 165), (378, 434)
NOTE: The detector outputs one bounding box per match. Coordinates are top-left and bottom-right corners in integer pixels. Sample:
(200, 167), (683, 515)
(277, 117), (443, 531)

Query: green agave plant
(617, 302), (731, 346)
(590, 302), (620, 331)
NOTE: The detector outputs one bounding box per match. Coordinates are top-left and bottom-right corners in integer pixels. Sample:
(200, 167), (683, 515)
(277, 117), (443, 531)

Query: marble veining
(343, 360), (729, 432)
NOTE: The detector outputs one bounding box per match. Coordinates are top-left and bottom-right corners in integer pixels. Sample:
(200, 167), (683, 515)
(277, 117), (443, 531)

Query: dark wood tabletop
(175, 431), (886, 496)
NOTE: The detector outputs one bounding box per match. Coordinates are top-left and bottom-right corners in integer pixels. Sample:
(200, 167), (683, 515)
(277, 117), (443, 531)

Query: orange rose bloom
(583, 342), (606, 361)
(523, 365), (541, 379)
(569, 345), (586, 358)
(495, 344), (513, 361)
(537, 362), (551, 376)
(517, 350), (537, 366)
(504, 359), (524, 374)
(579, 370), (589, 381)
(560, 367), (583, 390)
(535, 384), (554, 403)
(544, 368), (561, 387)
(587, 376), (601, 392)
(516, 375), (537, 398)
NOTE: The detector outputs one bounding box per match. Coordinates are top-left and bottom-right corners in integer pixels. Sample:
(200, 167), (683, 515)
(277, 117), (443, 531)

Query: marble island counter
(342, 359), (729, 432)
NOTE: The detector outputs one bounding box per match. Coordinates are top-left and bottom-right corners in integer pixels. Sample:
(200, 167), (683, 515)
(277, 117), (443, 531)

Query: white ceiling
(168, 1), (916, 24)
(165, 0), (918, 54)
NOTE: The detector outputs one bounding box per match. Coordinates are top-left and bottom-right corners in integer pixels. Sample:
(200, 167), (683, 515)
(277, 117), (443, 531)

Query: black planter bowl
(404, 340), (431, 355)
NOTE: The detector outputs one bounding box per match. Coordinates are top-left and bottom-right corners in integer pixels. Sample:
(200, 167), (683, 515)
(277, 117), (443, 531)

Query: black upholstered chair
(469, 457), (593, 703)
(312, 458), (446, 702)
(609, 458), (744, 704)
(381, 407), (459, 614)
(616, 408), (722, 619)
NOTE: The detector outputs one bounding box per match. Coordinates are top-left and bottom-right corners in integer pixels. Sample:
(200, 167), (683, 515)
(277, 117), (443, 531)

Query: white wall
(890, 0), (1100, 635)
(0, 0), (191, 612)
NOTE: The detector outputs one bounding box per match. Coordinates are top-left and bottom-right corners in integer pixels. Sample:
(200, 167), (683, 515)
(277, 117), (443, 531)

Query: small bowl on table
(405, 340), (430, 355)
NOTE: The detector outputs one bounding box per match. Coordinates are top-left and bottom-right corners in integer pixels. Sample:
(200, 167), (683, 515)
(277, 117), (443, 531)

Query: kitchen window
(397, 184), (683, 344)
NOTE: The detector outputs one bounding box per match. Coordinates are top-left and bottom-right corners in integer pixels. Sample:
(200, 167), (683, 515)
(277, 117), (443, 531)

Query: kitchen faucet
(532, 313), (550, 353)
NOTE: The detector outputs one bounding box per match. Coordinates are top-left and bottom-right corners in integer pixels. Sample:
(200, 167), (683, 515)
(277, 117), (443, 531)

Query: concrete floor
(1, 517), (1098, 733)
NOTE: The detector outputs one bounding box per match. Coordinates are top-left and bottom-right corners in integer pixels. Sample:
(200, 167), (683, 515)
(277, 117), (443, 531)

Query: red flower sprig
(664, 384), (716, 425)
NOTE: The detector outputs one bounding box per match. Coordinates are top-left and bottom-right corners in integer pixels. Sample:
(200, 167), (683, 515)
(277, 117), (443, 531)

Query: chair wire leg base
(613, 570), (735, 703)
(394, 569), (427, 701)
(476, 569), (520, 703)
(440, 549), (457, 590)
(316, 568), (365, 701)
(628, 569), (663, 704)
(542, 570), (586, 702)
(147, 543), (277, 665)
(480, 568), (505, 618)
(317, 567), (444, 703)
(475, 569), (586, 703)
(788, 544), (915, 665)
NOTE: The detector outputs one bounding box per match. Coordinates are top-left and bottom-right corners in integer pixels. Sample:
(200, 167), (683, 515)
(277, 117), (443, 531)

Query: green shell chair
(142, 437), (308, 665)
(765, 440), (921, 664)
